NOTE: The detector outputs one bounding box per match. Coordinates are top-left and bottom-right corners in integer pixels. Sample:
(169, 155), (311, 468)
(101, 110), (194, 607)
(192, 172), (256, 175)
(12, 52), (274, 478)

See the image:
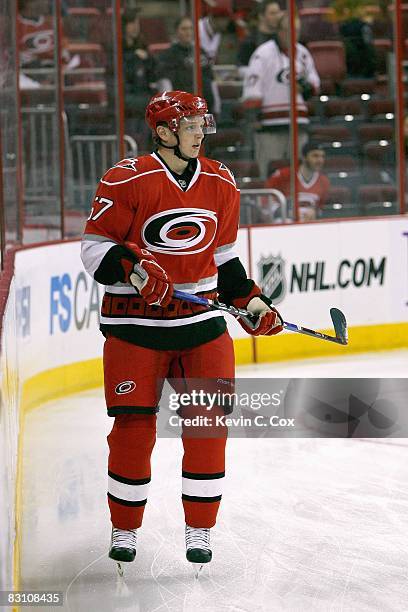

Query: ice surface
(19, 351), (408, 611)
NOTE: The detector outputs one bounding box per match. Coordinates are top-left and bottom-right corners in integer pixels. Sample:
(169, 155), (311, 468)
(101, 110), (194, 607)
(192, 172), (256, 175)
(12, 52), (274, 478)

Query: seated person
(18, 0), (72, 70)
(157, 16), (220, 116)
(263, 142), (330, 222)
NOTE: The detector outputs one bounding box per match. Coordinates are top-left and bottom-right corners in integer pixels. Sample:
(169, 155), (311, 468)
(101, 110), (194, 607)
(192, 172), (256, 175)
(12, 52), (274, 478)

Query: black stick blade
(330, 308), (348, 345)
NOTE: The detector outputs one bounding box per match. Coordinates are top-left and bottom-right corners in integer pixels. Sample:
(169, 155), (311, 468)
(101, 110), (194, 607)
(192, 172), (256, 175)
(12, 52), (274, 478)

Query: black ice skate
(109, 527), (137, 577)
(185, 525), (212, 576)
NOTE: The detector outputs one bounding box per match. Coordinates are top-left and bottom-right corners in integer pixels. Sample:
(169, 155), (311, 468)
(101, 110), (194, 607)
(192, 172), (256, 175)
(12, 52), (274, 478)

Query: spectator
(199, 3), (232, 62)
(242, 13), (320, 178)
(121, 9), (158, 148)
(263, 142), (330, 222)
(237, 0), (283, 76)
(18, 0), (71, 72)
(157, 16), (220, 116)
(339, 16), (376, 78)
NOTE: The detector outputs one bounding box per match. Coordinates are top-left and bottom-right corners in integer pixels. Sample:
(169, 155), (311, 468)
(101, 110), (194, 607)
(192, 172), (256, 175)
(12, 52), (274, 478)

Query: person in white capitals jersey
(81, 90), (283, 573)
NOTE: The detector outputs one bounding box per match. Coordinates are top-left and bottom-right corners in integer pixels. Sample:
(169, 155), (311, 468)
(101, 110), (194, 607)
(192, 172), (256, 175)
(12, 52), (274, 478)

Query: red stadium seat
(367, 98), (395, 120)
(308, 41), (346, 82)
(310, 125), (354, 144)
(266, 159), (290, 177)
(228, 160), (260, 180)
(373, 39), (392, 73)
(147, 42), (171, 56)
(299, 8), (339, 44)
(323, 97), (364, 120)
(326, 186), (352, 204)
(325, 155), (358, 174)
(207, 128), (245, 149)
(139, 17), (169, 45)
(300, 0), (332, 7)
(218, 83), (242, 99)
(64, 84), (107, 106)
(67, 42), (106, 67)
(65, 7), (100, 42)
(362, 141), (395, 182)
(340, 78), (376, 97)
(358, 123), (394, 145)
(358, 185), (397, 208)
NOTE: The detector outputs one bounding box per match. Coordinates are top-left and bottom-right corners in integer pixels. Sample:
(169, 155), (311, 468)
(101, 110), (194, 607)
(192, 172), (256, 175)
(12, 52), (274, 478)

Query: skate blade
(116, 562), (124, 578)
(191, 562), (204, 579)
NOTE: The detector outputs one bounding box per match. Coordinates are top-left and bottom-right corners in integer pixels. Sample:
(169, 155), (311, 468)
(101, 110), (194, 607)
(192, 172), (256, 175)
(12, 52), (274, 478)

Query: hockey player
(81, 90), (283, 573)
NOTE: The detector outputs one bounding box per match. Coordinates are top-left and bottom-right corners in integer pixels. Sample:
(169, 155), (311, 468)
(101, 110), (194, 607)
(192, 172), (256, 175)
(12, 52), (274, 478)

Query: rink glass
(0, 0), (407, 261)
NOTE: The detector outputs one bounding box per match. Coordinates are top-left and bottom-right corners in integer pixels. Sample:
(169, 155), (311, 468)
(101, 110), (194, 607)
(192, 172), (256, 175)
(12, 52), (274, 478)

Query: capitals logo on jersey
(142, 208), (218, 255)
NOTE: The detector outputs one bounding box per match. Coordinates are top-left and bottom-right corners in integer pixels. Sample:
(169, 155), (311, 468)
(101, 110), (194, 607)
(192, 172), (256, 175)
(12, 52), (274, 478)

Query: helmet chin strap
(157, 133), (195, 162)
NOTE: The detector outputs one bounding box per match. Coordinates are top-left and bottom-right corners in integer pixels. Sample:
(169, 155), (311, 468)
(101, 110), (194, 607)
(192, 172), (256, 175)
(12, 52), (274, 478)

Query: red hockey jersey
(81, 153), (240, 350)
(265, 166), (330, 209)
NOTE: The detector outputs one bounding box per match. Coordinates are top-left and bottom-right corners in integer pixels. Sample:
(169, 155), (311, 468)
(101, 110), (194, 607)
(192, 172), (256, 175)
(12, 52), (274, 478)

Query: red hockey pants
(104, 331), (235, 529)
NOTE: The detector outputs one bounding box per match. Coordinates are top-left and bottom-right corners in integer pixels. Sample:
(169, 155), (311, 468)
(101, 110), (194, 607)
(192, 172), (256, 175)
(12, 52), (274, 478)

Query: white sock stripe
(108, 476), (150, 502)
(182, 476), (224, 498)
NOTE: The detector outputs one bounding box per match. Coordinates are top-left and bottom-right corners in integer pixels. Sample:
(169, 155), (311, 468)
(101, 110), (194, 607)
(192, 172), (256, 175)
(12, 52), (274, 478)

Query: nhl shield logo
(258, 255), (286, 304)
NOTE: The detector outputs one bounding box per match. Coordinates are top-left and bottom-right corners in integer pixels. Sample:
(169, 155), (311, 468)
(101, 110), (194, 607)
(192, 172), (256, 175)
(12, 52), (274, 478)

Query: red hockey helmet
(145, 90), (216, 134)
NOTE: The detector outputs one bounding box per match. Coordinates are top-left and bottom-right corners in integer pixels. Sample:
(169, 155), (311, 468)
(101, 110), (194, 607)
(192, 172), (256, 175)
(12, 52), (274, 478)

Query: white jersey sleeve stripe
(214, 247), (238, 267)
(81, 239), (117, 277)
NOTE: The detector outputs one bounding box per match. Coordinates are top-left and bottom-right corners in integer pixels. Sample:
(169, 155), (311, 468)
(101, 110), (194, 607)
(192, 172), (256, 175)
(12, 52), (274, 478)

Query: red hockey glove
(231, 286), (283, 336)
(122, 242), (173, 307)
(240, 296), (283, 336)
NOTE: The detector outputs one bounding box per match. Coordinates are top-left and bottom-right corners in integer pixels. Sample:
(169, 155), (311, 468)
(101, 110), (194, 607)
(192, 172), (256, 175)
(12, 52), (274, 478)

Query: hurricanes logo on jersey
(142, 208), (218, 255)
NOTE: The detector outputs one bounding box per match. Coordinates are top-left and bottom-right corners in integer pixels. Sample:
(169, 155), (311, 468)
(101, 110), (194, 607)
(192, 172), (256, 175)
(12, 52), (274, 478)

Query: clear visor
(179, 113), (217, 135)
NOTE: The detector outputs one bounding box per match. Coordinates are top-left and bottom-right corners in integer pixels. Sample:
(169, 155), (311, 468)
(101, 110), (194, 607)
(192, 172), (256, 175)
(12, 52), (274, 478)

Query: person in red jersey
(18, 0), (71, 71)
(81, 91), (283, 572)
(264, 142), (331, 222)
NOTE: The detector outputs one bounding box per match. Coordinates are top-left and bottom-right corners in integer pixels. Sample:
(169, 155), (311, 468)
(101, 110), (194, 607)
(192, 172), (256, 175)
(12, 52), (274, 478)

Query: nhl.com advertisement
(258, 253), (385, 305)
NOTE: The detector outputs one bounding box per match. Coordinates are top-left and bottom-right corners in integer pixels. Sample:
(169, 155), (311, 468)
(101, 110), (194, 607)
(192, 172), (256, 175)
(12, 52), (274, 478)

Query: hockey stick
(173, 289), (348, 345)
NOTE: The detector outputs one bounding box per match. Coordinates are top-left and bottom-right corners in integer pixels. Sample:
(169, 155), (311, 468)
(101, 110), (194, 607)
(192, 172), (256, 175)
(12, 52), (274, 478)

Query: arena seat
(362, 141), (395, 183)
(320, 204), (361, 218)
(358, 123), (394, 146)
(309, 125), (356, 154)
(228, 160), (260, 182)
(358, 185), (397, 214)
(323, 97), (364, 121)
(308, 41), (346, 83)
(65, 7), (100, 43)
(64, 84), (107, 106)
(367, 98), (395, 122)
(373, 39), (392, 74)
(147, 42), (171, 56)
(206, 127), (245, 150)
(67, 42), (106, 68)
(299, 8), (339, 44)
(266, 159), (290, 178)
(326, 186), (352, 205)
(218, 83), (242, 99)
(139, 17), (169, 45)
(324, 155), (360, 193)
(340, 78), (376, 97)
(322, 155), (358, 174)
